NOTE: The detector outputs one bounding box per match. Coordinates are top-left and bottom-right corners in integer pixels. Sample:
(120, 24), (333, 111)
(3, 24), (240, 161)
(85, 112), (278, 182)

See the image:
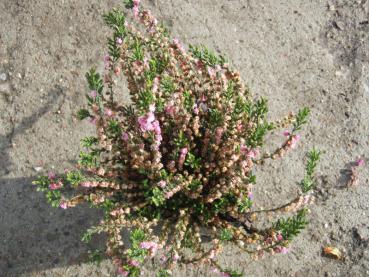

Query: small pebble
(0, 72), (7, 81)
(33, 166), (44, 172)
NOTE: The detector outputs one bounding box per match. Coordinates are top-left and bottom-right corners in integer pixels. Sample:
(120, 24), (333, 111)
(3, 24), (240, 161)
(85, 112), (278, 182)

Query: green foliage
(107, 119), (122, 137)
(131, 38), (144, 61)
(150, 187), (165, 207)
(81, 136), (99, 148)
(32, 176), (62, 207)
(237, 196), (252, 213)
(32, 176), (50, 192)
(274, 209), (308, 241)
(88, 249), (104, 265)
(46, 190), (62, 207)
(123, 0), (134, 9)
(137, 89), (155, 112)
(247, 122), (273, 148)
(189, 44), (226, 67)
(173, 131), (188, 149)
(130, 228), (146, 244)
(76, 109), (91, 120)
(82, 228), (94, 243)
(66, 170), (84, 188)
(293, 107), (310, 132)
(300, 149), (321, 193)
(103, 9), (126, 29)
(188, 179), (202, 191)
(86, 68), (104, 94)
(225, 81), (235, 101)
(183, 90), (194, 112)
(224, 270), (244, 277)
(160, 76), (175, 96)
(157, 269), (171, 277)
(208, 108), (223, 128)
(107, 37), (121, 61)
(79, 151), (99, 167)
(185, 152), (202, 170)
(220, 228), (234, 241)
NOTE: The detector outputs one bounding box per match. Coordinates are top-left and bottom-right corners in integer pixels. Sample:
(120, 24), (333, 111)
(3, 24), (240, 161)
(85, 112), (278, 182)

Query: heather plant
(33, 1), (320, 276)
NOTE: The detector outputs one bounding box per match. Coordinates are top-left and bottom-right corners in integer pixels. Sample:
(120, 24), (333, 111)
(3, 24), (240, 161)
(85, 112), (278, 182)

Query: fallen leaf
(323, 246), (343, 260)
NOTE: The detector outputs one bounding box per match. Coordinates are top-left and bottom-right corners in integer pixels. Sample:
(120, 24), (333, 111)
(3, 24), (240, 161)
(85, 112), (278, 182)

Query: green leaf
(293, 107), (310, 132)
(274, 209), (308, 241)
(220, 228), (233, 241)
(81, 136), (99, 148)
(103, 9), (126, 30)
(66, 170), (84, 187)
(76, 109), (91, 120)
(86, 68), (104, 94)
(300, 149), (321, 193)
(189, 44), (226, 67)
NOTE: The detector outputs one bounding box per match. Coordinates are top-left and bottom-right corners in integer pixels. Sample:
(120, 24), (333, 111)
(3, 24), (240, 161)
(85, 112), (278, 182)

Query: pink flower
(152, 120), (161, 135)
(117, 267), (129, 276)
(49, 182), (63, 190)
(356, 158), (364, 167)
(172, 38), (186, 53)
(128, 260), (140, 267)
(122, 132), (129, 141)
(211, 268), (220, 274)
(88, 117), (97, 125)
(220, 272), (231, 277)
(247, 149), (258, 159)
(165, 191), (174, 199)
(173, 253), (180, 261)
(277, 234), (283, 241)
(105, 108), (113, 117)
(140, 241), (158, 257)
(180, 148), (188, 155)
(290, 134), (301, 149)
(59, 201), (68, 209)
(90, 90), (97, 98)
(208, 250), (216, 259)
(116, 37), (123, 45)
(193, 104), (199, 115)
(275, 246), (289, 254)
(165, 105), (176, 116)
(158, 180), (167, 188)
(48, 172), (56, 179)
(104, 55), (110, 63)
(236, 123), (243, 132)
(247, 191), (253, 200)
(80, 181), (94, 188)
(133, 6), (139, 18)
(114, 67), (121, 76)
(207, 66), (216, 78)
(138, 112), (155, 132)
(283, 130), (291, 137)
(152, 77), (160, 93)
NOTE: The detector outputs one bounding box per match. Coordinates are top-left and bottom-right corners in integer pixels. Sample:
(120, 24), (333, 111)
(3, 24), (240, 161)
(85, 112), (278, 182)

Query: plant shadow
(0, 86), (108, 276)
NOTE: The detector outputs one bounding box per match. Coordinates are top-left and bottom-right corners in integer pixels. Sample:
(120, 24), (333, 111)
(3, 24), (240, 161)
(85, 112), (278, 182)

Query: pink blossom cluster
(140, 241), (159, 257)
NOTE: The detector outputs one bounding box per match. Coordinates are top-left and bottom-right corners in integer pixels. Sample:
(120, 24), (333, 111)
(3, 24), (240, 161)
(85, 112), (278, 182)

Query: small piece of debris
(355, 225), (369, 242)
(33, 166), (44, 172)
(323, 246), (343, 260)
(0, 72), (7, 81)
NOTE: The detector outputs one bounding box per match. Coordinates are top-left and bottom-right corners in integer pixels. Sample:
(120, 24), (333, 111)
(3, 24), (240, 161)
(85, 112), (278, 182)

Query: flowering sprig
(32, 2), (319, 276)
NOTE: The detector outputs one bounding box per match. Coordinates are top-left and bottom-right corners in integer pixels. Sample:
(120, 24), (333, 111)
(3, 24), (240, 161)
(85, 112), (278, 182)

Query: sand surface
(1, 0), (368, 276)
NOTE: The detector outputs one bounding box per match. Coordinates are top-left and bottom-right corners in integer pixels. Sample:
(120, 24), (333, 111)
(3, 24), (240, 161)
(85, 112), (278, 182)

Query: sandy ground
(1, 0), (369, 276)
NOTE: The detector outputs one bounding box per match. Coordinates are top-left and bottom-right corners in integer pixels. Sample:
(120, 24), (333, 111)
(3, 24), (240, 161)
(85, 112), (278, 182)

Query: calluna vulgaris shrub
(33, 1), (321, 276)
